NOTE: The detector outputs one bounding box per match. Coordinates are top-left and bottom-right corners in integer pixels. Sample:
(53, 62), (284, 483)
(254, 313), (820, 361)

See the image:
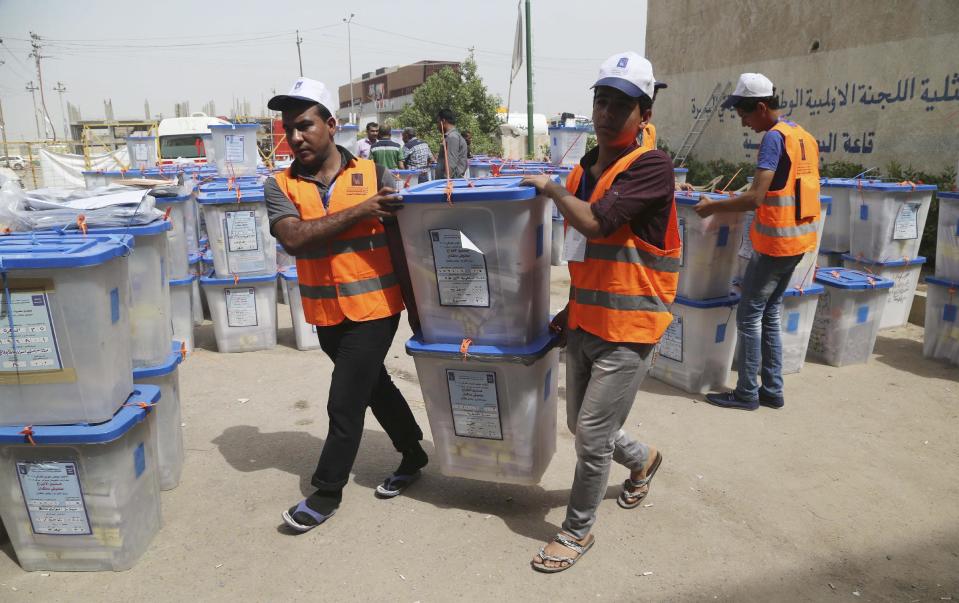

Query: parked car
(0, 155), (26, 170)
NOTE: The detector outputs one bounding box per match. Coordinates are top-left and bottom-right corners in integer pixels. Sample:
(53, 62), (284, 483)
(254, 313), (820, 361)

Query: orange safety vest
(750, 121), (821, 257)
(565, 146), (682, 344)
(638, 123), (657, 152)
(274, 159), (404, 326)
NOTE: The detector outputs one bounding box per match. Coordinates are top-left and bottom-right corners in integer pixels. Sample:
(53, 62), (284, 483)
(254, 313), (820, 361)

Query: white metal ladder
(673, 81), (732, 167)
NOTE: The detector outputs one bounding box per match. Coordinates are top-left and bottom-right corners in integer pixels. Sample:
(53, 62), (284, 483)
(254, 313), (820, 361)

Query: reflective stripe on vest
(750, 121), (821, 257)
(274, 159), (404, 326)
(564, 144), (682, 344)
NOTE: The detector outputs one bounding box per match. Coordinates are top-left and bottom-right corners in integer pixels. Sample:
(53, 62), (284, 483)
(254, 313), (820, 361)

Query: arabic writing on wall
(691, 72), (959, 119)
(742, 130), (875, 154)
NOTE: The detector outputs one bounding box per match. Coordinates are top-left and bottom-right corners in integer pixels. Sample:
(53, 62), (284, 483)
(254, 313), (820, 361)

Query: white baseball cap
(592, 51), (656, 100)
(268, 77), (336, 116)
(721, 73), (776, 109)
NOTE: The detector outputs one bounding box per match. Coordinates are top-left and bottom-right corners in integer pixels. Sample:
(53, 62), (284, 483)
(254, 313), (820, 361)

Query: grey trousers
(562, 328), (654, 539)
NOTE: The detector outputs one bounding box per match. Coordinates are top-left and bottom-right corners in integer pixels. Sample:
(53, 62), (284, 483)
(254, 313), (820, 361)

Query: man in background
(370, 126), (404, 170)
(402, 127), (434, 183)
(434, 109), (468, 178)
(357, 121), (378, 159)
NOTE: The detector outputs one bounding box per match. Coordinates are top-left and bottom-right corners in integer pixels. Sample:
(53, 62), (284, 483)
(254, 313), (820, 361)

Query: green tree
(396, 53), (501, 157)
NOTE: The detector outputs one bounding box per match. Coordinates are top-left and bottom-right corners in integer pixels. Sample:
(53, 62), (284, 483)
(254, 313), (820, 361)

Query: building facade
(336, 60), (460, 126)
(645, 0), (959, 171)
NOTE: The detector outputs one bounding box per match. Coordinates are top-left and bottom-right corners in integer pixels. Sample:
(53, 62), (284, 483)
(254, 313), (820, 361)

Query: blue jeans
(734, 252), (803, 401)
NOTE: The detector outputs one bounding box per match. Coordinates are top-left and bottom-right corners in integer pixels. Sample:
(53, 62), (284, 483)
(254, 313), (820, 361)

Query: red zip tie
(235, 184), (242, 203)
(123, 402), (153, 411)
(19, 426), (35, 446)
(76, 214), (88, 235)
(163, 206), (172, 221)
(459, 338), (472, 359)
(232, 273), (240, 285)
(179, 341), (187, 359)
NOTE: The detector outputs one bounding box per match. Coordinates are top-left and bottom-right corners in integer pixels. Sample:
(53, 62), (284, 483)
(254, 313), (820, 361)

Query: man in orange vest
(521, 52), (679, 573)
(694, 73), (820, 410)
(264, 78), (428, 532)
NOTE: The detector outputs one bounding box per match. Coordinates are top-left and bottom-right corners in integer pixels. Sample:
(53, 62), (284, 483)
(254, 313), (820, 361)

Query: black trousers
(310, 313), (423, 493)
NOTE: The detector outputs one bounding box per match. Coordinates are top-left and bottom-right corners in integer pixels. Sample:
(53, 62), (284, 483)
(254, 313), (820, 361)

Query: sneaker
(758, 391), (784, 409)
(705, 392), (759, 411)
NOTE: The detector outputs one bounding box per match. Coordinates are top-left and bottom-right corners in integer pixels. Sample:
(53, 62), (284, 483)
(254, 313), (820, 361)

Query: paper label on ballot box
(447, 369), (503, 440)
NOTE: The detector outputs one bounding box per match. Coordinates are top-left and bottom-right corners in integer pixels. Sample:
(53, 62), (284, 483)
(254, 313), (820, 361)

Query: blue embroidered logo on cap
(293, 80), (303, 90)
(617, 57), (629, 68)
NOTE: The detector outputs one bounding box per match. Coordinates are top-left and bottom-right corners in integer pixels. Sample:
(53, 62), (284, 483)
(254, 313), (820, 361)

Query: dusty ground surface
(1, 267), (957, 602)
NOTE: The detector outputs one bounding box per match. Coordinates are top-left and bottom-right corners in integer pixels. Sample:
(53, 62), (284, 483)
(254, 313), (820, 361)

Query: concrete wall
(645, 0), (959, 172)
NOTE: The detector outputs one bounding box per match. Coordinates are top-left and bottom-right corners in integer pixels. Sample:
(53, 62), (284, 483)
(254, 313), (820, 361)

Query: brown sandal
(618, 451), (662, 509)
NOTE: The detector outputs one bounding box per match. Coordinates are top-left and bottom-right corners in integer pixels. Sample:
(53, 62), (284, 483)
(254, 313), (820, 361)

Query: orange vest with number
(750, 121), (821, 257)
(274, 159), (404, 326)
(638, 123), (656, 152)
(565, 146), (682, 344)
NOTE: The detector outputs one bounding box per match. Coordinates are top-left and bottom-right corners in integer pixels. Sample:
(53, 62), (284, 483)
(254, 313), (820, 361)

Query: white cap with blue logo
(721, 73), (776, 109)
(592, 51), (657, 100)
(268, 77), (336, 116)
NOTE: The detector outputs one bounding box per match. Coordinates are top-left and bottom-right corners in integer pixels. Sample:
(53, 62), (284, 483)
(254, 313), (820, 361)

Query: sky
(0, 0), (648, 141)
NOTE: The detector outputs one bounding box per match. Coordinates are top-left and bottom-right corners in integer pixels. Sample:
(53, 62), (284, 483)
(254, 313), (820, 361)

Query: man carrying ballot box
(521, 51), (680, 573)
(693, 73), (821, 411)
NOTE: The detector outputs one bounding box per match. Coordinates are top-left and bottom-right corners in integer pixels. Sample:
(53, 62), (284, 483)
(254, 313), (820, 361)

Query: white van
(157, 113), (230, 164)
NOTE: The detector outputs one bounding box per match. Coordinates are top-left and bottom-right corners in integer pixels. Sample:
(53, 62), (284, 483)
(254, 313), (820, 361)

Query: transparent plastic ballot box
(81, 169), (148, 190)
(819, 177), (858, 253)
(650, 292), (740, 394)
(841, 254), (926, 330)
(86, 221), (173, 369)
(200, 272), (277, 353)
(780, 284), (825, 374)
(923, 276), (959, 366)
(169, 273), (196, 353)
(548, 125), (592, 166)
(335, 124), (359, 155)
(151, 190), (192, 281)
(126, 135), (156, 171)
(406, 333), (559, 485)
(207, 123), (260, 177)
(196, 185), (276, 278)
(391, 169), (428, 190)
(189, 252), (204, 327)
(849, 181), (936, 261)
(675, 193), (746, 300)
(0, 386), (162, 572)
(132, 342), (184, 491)
(935, 191), (959, 282)
(0, 234), (134, 426)
(279, 267), (320, 351)
(397, 177), (554, 346)
(808, 268), (893, 367)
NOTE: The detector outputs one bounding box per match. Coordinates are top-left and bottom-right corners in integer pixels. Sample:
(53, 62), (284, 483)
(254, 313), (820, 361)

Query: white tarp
(38, 147), (130, 189)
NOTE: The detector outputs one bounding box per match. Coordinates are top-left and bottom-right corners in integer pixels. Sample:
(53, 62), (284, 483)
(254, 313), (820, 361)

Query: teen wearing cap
(263, 78), (428, 533)
(521, 52), (679, 573)
(693, 73), (821, 411)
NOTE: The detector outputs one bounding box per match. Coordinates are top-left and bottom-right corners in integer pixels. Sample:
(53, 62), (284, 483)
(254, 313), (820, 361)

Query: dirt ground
(1, 267), (957, 602)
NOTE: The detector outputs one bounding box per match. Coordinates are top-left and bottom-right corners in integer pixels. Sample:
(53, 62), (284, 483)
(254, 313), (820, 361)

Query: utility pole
(28, 32), (56, 141)
(25, 81), (40, 140)
(525, 0), (534, 158)
(54, 81), (69, 140)
(344, 13), (356, 124)
(295, 30), (303, 77)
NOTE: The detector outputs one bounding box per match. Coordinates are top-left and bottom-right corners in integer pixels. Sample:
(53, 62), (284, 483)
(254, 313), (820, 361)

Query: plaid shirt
(402, 138), (432, 169)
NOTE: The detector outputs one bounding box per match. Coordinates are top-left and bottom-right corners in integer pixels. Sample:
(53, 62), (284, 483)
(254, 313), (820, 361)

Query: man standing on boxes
(694, 73), (821, 410)
(521, 52), (679, 572)
(263, 78), (428, 532)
